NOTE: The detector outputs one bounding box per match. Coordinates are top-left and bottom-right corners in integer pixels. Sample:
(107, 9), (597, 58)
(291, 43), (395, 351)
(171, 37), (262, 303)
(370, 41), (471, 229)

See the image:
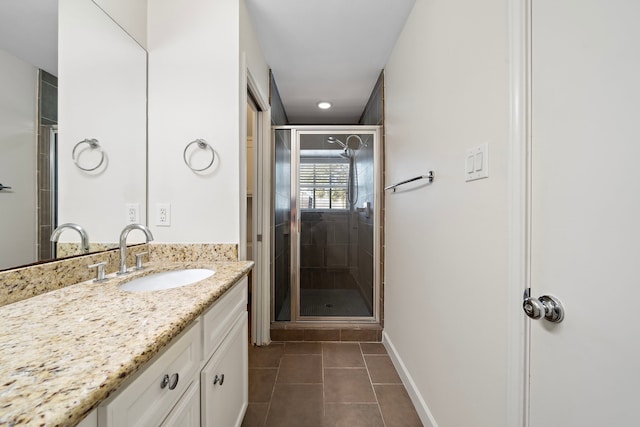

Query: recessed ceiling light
(317, 101), (332, 110)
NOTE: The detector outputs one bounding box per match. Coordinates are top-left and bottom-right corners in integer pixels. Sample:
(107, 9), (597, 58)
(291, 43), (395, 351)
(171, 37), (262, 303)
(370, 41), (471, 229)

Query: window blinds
(299, 162), (349, 209)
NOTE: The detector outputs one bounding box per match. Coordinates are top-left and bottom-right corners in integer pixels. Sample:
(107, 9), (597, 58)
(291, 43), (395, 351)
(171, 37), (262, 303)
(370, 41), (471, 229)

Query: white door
(529, 0), (640, 425)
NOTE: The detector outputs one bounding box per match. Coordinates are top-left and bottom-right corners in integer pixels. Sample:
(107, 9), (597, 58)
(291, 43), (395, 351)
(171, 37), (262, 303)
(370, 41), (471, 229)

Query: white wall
(240, 0), (269, 98)
(383, 1), (510, 426)
(93, 0), (148, 48)
(148, 0), (269, 246)
(58, 0), (147, 245)
(0, 49), (37, 269)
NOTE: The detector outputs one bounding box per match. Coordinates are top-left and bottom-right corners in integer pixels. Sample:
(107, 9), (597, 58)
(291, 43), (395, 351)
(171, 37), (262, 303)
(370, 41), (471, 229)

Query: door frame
(240, 56), (272, 346)
(272, 125), (382, 325)
(507, 0), (530, 426)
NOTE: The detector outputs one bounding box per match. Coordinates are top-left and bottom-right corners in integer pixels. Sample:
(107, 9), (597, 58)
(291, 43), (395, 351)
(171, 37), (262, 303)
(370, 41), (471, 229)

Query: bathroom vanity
(0, 260), (252, 427)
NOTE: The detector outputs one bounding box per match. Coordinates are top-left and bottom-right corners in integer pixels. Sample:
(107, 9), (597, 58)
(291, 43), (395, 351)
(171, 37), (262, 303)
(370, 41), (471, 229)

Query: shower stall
(272, 126), (381, 323)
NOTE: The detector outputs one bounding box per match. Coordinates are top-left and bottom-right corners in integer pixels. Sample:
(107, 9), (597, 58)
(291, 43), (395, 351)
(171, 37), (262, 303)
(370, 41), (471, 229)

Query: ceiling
(1, 0), (415, 124)
(245, 0), (415, 124)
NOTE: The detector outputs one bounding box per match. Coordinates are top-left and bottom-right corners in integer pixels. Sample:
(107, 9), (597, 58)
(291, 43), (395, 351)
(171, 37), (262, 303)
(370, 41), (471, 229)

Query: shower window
(299, 161), (349, 209)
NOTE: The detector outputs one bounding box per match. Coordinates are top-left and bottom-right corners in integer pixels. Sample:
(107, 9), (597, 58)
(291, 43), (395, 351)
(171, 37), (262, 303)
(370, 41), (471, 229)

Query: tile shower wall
(273, 129), (291, 320)
(270, 72), (288, 126)
(352, 139), (375, 309)
(37, 70), (58, 261)
(300, 211), (358, 290)
(357, 71), (384, 313)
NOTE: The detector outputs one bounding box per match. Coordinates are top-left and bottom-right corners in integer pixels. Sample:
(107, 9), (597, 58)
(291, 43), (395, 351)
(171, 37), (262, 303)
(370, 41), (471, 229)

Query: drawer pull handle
(213, 374), (225, 386)
(168, 373), (179, 390)
(160, 374), (170, 389)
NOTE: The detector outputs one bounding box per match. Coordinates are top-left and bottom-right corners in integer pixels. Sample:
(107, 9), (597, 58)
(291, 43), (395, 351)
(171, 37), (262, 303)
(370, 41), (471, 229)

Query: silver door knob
(523, 297), (544, 319)
(523, 290), (564, 323)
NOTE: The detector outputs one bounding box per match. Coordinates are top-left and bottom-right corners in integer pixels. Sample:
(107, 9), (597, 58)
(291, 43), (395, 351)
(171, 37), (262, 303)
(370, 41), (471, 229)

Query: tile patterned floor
(242, 342), (423, 427)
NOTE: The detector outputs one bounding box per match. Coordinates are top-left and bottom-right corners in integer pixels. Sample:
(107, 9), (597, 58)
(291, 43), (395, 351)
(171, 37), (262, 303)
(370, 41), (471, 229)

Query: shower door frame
(276, 125), (382, 324)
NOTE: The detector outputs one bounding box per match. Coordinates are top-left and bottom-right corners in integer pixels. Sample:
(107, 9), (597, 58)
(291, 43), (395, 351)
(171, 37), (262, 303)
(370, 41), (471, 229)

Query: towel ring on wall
(183, 139), (215, 172)
(72, 138), (105, 172)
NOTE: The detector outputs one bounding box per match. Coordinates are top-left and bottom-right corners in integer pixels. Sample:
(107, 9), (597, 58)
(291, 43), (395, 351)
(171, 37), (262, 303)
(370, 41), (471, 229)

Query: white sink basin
(119, 268), (215, 292)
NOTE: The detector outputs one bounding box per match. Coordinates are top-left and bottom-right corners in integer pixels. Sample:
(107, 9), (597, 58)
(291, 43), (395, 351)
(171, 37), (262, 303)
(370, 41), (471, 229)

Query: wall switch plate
(465, 143), (489, 182)
(156, 203), (171, 226)
(126, 203), (140, 224)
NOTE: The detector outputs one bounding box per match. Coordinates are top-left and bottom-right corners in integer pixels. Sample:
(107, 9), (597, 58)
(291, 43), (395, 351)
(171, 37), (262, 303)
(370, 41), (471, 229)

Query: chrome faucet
(51, 223), (90, 254)
(118, 223), (154, 275)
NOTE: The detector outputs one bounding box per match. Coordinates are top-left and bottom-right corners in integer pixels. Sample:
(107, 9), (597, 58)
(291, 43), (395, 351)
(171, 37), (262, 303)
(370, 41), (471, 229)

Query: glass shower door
(272, 126), (380, 323)
(296, 130), (377, 320)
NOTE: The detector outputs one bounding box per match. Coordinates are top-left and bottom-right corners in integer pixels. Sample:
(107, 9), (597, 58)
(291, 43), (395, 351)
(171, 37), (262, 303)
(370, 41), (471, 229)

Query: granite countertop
(0, 260), (253, 427)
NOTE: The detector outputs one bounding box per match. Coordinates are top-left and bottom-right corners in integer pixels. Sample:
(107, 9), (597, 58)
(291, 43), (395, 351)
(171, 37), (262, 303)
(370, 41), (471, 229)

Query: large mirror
(0, 0), (147, 271)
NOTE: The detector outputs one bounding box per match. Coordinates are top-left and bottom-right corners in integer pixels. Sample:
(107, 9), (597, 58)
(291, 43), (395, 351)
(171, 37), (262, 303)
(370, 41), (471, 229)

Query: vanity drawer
(98, 320), (202, 427)
(202, 278), (247, 358)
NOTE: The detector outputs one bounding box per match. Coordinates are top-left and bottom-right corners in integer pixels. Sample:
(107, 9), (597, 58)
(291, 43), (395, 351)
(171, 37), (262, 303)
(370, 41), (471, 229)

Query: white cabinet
(98, 321), (202, 427)
(97, 278), (248, 427)
(201, 313), (248, 427)
(160, 381), (200, 427)
(201, 279), (247, 358)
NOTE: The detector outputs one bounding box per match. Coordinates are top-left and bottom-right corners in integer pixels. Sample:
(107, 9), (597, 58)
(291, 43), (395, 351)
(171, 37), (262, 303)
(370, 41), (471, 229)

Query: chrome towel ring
(183, 139), (215, 172)
(72, 138), (105, 172)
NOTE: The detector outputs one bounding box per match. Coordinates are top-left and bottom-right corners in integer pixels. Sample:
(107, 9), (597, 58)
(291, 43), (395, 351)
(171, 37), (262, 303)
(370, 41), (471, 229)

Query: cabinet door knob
(213, 374), (225, 386)
(168, 373), (179, 390)
(160, 374), (170, 389)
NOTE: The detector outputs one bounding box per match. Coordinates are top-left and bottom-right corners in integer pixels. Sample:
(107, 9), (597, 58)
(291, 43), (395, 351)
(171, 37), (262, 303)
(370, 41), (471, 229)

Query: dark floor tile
(284, 341), (322, 354)
(265, 384), (324, 427)
(365, 355), (402, 384)
(359, 342), (387, 355)
(249, 343), (284, 368)
(324, 368), (376, 403)
(323, 342), (364, 367)
(323, 403), (385, 427)
(374, 385), (423, 427)
(242, 403), (268, 427)
(277, 355), (323, 383)
(249, 368), (277, 402)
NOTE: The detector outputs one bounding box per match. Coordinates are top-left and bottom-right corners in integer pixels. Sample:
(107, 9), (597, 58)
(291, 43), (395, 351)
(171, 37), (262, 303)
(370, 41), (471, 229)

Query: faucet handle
(134, 252), (149, 270)
(88, 262), (107, 283)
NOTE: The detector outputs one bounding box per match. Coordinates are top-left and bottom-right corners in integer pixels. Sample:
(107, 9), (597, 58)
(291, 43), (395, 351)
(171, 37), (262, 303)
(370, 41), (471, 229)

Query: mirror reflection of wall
(0, 0), (147, 271)
(58, 0), (147, 255)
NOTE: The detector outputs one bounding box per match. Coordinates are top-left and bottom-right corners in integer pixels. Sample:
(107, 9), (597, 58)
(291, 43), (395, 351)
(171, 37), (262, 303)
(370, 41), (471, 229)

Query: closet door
(528, 1), (640, 425)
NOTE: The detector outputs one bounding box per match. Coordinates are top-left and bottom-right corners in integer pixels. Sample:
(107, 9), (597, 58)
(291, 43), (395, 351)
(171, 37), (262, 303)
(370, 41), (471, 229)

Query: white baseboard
(382, 331), (439, 427)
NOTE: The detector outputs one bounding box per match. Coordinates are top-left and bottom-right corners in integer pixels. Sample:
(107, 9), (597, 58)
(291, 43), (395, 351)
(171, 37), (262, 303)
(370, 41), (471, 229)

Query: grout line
(261, 348), (283, 427)
(361, 342), (388, 427)
(321, 341), (326, 418)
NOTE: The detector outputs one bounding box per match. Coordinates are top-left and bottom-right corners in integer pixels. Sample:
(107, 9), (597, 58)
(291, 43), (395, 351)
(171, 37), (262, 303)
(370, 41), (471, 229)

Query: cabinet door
(98, 322), (201, 427)
(201, 313), (248, 427)
(160, 381), (200, 427)
(202, 278), (247, 358)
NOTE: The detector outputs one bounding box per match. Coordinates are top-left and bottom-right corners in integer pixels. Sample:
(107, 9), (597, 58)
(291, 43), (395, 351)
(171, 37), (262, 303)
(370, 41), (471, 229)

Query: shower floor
(277, 288), (372, 319)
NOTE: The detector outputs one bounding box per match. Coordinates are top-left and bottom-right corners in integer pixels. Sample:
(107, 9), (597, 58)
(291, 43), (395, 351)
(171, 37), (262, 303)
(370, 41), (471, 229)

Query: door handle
(523, 288), (564, 323)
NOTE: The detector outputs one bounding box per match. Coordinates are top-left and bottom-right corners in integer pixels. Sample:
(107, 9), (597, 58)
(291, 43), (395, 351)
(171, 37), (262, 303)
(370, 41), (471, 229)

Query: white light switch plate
(465, 143), (489, 182)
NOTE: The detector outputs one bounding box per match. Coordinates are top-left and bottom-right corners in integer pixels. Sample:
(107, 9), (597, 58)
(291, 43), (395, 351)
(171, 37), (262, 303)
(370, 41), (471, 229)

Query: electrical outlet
(126, 203), (140, 224)
(156, 203), (171, 226)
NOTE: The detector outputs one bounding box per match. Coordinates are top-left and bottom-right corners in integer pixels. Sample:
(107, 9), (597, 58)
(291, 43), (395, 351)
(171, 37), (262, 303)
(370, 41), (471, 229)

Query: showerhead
(327, 136), (347, 149)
